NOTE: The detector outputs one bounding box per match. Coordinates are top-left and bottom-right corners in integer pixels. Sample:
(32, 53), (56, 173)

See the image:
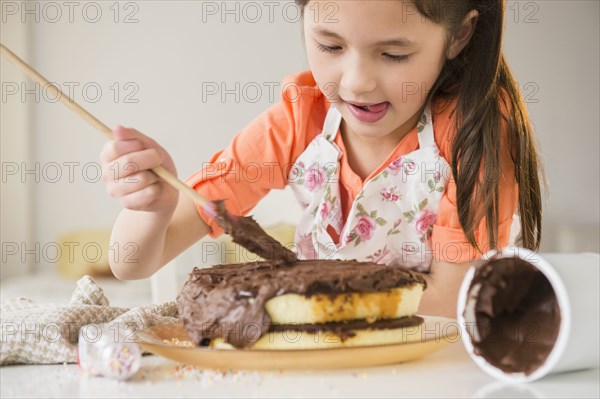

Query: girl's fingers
(104, 170), (161, 199)
(112, 125), (161, 149)
(118, 182), (164, 211)
(100, 139), (146, 163)
(103, 148), (163, 182)
(103, 125), (161, 163)
(112, 125), (143, 141)
(101, 127), (178, 211)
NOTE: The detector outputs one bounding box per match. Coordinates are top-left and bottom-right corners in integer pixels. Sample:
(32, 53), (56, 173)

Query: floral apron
(288, 103), (450, 272)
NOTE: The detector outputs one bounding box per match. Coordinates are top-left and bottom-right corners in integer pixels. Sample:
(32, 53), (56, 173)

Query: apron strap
(322, 105), (343, 142)
(416, 102), (436, 148)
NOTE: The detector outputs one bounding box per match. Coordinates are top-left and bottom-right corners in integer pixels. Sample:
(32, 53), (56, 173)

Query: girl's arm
(417, 259), (473, 319)
(109, 194), (211, 280)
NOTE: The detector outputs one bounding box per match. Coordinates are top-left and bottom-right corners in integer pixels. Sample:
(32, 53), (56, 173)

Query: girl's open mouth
(346, 101), (389, 122)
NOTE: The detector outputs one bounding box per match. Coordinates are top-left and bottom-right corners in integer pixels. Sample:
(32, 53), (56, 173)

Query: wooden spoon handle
(0, 43), (209, 208)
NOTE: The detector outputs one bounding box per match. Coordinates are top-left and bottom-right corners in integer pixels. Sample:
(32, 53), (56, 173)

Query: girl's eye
(315, 43), (341, 53)
(383, 54), (410, 63)
(314, 43), (410, 64)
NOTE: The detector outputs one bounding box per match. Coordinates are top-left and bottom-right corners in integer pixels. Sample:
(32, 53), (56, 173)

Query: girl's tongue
(359, 102), (388, 113)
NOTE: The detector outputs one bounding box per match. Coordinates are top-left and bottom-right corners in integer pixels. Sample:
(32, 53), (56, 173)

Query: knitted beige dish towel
(1, 276), (179, 365)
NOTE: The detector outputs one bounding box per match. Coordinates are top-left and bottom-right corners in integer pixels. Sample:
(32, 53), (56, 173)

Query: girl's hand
(100, 126), (179, 214)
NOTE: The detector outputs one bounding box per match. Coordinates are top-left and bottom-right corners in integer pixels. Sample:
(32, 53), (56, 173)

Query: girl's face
(303, 0), (449, 142)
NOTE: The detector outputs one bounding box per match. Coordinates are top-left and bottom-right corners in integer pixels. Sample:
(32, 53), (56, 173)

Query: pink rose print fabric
(288, 102), (449, 272)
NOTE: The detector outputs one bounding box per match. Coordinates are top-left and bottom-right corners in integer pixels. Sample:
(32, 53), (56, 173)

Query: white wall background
(1, 0), (599, 282)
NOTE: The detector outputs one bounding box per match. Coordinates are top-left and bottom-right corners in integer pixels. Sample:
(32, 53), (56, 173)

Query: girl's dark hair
(295, 0), (543, 253)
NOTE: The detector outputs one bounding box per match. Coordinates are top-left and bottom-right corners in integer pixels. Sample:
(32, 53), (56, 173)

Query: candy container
(78, 323), (141, 380)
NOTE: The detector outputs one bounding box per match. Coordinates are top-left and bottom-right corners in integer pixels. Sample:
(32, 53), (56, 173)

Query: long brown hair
(295, 0), (543, 253)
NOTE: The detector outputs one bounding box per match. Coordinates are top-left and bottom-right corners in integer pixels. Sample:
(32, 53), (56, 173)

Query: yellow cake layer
(211, 322), (425, 350)
(264, 284), (424, 324)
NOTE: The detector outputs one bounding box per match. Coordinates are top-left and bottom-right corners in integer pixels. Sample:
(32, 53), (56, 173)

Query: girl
(100, 0), (543, 318)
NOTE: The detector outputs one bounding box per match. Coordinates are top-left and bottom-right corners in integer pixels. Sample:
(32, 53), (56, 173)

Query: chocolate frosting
(213, 200), (297, 264)
(177, 259), (426, 349)
(466, 256), (561, 375)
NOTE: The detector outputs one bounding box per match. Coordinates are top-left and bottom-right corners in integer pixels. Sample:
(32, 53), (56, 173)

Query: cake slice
(177, 259), (427, 350)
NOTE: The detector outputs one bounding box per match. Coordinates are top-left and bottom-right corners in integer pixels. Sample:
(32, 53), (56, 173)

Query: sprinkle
(103, 345), (141, 380)
(129, 362), (266, 388)
(162, 338), (195, 347)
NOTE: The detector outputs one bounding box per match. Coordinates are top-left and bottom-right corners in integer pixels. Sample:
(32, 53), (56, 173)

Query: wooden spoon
(0, 43), (297, 264)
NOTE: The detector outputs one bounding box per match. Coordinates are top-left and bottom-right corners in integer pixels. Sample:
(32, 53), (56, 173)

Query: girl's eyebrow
(312, 27), (418, 47)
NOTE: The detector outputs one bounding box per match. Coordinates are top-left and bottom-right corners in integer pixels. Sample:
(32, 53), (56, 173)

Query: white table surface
(2, 271), (599, 398)
(1, 339), (598, 398)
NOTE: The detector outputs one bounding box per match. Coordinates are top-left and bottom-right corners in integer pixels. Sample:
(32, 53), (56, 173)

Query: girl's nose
(339, 57), (377, 97)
